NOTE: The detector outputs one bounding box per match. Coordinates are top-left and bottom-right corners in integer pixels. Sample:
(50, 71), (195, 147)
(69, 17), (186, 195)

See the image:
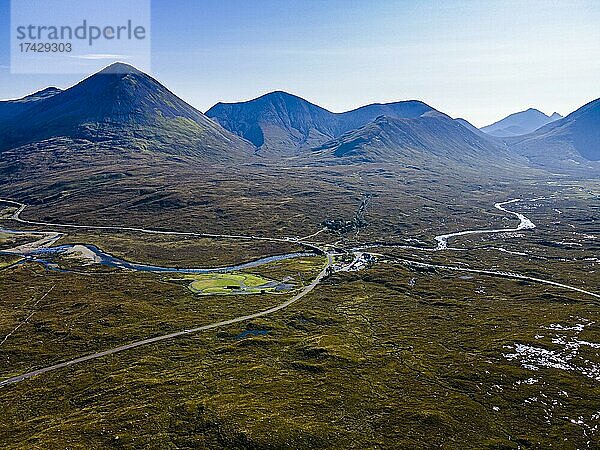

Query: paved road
(0, 253), (332, 388)
(391, 257), (600, 301)
(1, 196), (597, 390)
(0, 198), (334, 388)
(0, 199), (324, 254)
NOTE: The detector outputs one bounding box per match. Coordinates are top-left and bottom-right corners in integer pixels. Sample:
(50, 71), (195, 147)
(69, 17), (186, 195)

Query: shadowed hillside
(509, 98), (600, 167)
(0, 63), (253, 160)
(206, 92), (436, 155)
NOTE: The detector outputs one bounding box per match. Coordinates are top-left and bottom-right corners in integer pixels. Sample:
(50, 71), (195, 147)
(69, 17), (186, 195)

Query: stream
(0, 230), (314, 274)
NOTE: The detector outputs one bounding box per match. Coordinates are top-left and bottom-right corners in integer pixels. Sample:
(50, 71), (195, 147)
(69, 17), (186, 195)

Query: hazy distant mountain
(509, 98), (600, 165)
(206, 92), (437, 155)
(548, 112), (563, 121)
(0, 87), (62, 122)
(312, 111), (507, 166)
(0, 63), (252, 159)
(481, 108), (563, 137)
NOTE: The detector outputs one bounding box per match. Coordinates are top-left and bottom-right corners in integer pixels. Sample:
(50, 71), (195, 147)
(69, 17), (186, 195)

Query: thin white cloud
(70, 54), (131, 60)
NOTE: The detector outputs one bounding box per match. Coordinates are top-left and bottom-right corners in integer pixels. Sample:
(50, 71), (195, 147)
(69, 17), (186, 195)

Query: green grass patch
(247, 255), (326, 282)
(177, 272), (278, 295)
(0, 254), (22, 268)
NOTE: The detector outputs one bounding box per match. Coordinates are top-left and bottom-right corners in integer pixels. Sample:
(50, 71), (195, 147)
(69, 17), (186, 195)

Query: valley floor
(0, 168), (598, 449)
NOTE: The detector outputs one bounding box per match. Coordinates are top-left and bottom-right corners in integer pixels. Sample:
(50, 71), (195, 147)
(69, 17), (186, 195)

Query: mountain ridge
(1, 63), (597, 172)
(0, 86), (62, 122)
(509, 98), (600, 165)
(481, 108), (563, 137)
(310, 112), (512, 168)
(206, 92), (437, 155)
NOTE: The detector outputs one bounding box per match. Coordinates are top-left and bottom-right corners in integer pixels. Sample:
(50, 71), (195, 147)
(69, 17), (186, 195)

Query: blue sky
(0, 0), (599, 126)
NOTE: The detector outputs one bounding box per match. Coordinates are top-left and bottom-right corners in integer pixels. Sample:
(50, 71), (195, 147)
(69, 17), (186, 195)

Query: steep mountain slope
(481, 108), (562, 137)
(454, 117), (492, 138)
(206, 91), (338, 154)
(312, 111), (509, 166)
(0, 87), (62, 122)
(206, 92), (437, 155)
(337, 101), (434, 132)
(509, 98), (600, 165)
(0, 63), (253, 159)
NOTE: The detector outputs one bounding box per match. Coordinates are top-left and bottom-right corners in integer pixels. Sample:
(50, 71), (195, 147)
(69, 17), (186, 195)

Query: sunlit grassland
(0, 256), (322, 381)
(247, 255), (326, 282)
(0, 161), (599, 448)
(0, 254), (22, 268)
(55, 230), (306, 267)
(0, 263), (598, 448)
(178, 272), (277, 295)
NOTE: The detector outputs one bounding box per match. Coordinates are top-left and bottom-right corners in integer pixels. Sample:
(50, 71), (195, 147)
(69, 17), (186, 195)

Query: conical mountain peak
(97, 62), (144, 75)
(0, 63), (253, 159)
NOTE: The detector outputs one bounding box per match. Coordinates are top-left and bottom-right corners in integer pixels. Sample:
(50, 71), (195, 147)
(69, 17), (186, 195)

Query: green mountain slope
(0, 63), (253, 160)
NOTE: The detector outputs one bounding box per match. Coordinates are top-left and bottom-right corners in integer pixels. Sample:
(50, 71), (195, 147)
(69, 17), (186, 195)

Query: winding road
(0, 198), (335, 388)
(0, 253), (332, 388)
(389, 257), (600, 301)
(0, 196), (598, 388)
(0, 199), (324, 254)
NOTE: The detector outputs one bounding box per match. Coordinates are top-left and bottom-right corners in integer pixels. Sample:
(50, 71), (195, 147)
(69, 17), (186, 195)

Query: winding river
(433, 198), (538, 250)
(354, 198), (539, 253)
(2, 197), (599, 390)
(0, 198), (319, 273)
(9, 243), (314, 274)
(1, 198), (539, 273)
